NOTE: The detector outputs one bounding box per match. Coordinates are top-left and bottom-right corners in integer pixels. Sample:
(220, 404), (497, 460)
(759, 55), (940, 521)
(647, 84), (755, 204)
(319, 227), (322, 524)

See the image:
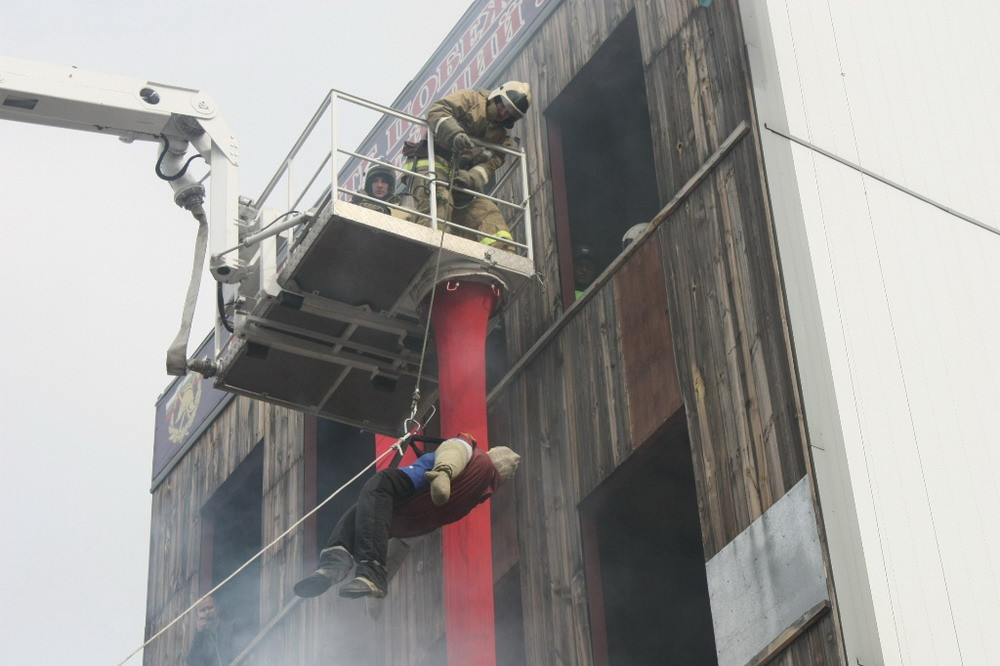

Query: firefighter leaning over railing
(401, 81), (532, 253)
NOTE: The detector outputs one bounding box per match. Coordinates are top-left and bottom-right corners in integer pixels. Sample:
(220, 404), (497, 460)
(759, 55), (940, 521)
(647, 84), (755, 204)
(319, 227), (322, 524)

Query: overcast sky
(0, 1), (471, 662)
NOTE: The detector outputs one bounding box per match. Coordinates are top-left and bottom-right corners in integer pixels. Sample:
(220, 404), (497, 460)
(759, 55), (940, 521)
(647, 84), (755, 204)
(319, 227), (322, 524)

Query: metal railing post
(520, 152), (534, 264)
(426, 125), (438, 232)
(330, 91), (338, 217)
(248, 88), (533, 258)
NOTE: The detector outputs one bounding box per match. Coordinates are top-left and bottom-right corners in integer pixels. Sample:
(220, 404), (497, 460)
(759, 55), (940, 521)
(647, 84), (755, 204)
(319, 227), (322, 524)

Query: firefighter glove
(452, 131), (475, 153)
(434, 117), (474, 153)
(453, 167), (487, 193)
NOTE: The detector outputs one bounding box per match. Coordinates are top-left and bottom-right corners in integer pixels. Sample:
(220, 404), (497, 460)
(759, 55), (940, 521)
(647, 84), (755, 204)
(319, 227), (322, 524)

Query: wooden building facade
(145, 1), (852, 664)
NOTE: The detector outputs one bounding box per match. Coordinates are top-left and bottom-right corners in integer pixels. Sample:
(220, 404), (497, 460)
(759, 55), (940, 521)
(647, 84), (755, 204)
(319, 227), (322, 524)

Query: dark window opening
(546, 12), (661, 305)
(199, 443), (264, 653)
(495, 564), (527, 666)
(580, 416), (717, 665)
(312, 418), (375, 560)
(486, 323), (509, 392)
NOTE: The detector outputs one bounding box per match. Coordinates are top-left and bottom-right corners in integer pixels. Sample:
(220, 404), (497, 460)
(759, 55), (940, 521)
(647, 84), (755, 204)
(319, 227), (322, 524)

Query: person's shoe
(294, 572), (333, 598)
(293, 546), (353, 598)
(339, 576), (386, 599)
(318, 546), (354, 582)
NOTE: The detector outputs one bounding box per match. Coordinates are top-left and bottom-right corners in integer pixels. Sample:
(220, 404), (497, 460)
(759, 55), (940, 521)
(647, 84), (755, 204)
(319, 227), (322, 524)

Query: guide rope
(406, 158), (455, 432)
(116, 432), (414, 665)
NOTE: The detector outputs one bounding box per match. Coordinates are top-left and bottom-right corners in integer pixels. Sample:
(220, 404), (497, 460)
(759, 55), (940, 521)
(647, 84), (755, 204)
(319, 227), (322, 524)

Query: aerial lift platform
(0, 60), (535, 435)
(210, 91), (535, 434)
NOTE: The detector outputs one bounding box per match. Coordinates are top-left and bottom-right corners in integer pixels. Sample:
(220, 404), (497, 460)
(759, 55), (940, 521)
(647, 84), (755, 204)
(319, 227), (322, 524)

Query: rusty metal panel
(613, 232), (683, 447)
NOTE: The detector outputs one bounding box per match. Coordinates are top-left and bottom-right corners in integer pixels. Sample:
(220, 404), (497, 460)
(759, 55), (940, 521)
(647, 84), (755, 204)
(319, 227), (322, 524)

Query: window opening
(580, 418), (717, 665)
(494, 564), (527, 666)
(199, 443), (264, 653)
(545, 12), (661, 305)
(312, 418), (376, 560)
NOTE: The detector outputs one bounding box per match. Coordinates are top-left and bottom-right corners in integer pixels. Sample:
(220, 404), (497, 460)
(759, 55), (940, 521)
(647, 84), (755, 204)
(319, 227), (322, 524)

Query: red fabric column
(431, 280), (498, 666)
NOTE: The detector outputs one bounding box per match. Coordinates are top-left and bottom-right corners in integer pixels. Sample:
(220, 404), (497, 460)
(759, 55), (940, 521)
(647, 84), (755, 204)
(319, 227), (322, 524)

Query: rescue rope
(115, 435), (411, 665)
(406, 161), (454, 430)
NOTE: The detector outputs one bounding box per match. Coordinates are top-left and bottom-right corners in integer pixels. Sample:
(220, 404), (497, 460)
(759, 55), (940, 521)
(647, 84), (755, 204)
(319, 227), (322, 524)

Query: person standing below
(404, 81), (531, 252)
(187, 595), (253, 666)
(293, 433), (521, 600)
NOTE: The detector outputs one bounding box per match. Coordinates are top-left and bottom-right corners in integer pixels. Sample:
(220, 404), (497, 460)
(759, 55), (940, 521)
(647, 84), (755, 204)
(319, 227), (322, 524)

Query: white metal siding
(742, 1), (1000, 664)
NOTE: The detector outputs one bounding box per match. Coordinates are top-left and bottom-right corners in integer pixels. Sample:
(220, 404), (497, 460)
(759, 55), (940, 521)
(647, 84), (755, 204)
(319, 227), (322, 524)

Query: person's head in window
(195, 595), (220, 633)
(573, 245), (599, 297)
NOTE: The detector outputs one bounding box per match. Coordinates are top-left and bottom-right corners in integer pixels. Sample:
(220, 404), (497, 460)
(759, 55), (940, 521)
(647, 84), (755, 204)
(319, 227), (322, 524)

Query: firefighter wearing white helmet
(404, 81), (532, 252)
(488, 81), (532, 125)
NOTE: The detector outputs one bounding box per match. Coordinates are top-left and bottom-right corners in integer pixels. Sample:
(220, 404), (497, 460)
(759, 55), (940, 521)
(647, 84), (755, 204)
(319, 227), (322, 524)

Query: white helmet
(622, 223), (649, 250)
(488, 81), (532, 122)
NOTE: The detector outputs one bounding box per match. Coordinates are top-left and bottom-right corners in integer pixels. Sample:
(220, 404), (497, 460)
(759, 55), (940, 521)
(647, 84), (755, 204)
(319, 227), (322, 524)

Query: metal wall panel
(744, 0), (1000, 663)
(706, 477), (827, 666)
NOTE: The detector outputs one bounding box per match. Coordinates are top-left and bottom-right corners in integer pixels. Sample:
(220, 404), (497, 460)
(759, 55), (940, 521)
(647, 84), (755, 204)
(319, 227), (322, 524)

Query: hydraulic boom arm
(0, 56), (246, 374)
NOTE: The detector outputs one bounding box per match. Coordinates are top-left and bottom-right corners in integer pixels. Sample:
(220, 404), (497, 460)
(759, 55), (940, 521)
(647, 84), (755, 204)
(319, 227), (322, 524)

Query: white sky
(0, 1), (471, 662)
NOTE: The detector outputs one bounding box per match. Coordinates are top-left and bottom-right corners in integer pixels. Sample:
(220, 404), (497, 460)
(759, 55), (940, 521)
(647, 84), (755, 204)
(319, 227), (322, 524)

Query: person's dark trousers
(325, 469), (415, 588)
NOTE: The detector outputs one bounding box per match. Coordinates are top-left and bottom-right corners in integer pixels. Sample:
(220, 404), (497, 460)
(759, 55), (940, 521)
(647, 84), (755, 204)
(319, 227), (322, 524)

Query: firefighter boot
(340, 560), (387, 599)
(293, 546), (353, 598)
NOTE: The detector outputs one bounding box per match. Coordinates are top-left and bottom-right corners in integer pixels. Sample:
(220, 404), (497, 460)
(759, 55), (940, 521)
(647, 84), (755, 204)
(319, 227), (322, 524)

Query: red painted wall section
(431, 280), (499, 666)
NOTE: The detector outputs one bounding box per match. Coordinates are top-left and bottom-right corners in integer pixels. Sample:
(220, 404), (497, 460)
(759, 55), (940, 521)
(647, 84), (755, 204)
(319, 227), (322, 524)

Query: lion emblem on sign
(166, 372), (203, 443)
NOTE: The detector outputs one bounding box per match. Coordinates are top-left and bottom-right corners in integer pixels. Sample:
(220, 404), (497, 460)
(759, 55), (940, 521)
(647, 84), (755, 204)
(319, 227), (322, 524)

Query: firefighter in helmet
(352, 160), (397, 215)
(403, 81), (532, 252)
(573, 244), (599, 299)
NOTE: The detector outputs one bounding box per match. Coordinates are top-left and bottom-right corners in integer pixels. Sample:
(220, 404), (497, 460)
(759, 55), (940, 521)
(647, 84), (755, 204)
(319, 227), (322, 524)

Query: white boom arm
(0, 56), (248, 374)
(0, 56), (243, 280)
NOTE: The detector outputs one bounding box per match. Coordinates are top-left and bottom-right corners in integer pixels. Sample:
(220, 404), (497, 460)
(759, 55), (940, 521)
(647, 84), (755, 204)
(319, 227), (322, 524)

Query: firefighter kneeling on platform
(294, 434), (520, 600)
(402, 81), (531, 253)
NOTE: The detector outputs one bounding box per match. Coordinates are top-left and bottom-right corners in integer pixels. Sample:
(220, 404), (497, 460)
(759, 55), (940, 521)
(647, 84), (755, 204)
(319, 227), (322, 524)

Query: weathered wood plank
(766, 611), (843, 666)
(748, 601), (830, 666)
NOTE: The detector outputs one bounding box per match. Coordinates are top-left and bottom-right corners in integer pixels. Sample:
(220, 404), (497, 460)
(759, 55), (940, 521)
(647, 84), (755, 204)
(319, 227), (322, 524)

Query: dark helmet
(573, 244), (597, 263)
(488, 81), (531, 125)
(364, 162), (395, 198)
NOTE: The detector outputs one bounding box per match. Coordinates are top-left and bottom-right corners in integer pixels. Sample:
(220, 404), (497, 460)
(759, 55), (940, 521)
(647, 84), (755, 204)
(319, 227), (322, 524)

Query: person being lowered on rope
(294, 433), (520, 600)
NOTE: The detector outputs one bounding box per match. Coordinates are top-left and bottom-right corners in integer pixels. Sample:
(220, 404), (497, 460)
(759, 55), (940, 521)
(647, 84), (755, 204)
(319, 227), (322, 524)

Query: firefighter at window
(573, 244), (599, 299)
(403, 81), (532, 252)
(294, 434), (521, 600)
(351, 161), (398, 215)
